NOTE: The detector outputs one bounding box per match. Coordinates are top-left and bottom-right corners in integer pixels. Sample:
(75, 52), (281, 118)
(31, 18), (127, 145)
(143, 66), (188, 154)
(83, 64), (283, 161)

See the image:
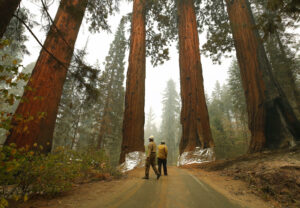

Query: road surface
(96, 167), (243, 208)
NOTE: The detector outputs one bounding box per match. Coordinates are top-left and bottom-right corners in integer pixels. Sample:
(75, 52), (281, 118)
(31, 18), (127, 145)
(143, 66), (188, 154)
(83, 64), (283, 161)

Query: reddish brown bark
(119, 0), (146, 163)
(5, 0), (87, 152)
(177, 0), (215, 155)
(225, 0), (300, 152)
(0, 0), (21, 38)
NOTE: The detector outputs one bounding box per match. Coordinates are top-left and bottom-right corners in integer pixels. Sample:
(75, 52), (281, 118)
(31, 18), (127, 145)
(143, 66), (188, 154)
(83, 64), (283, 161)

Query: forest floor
(182, 146), (300, 208)
(15, 147), (300, 208)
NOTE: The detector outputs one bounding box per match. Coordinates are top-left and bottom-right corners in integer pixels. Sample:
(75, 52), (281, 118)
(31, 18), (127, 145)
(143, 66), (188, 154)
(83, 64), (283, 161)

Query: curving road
(98, 167), (244, 208)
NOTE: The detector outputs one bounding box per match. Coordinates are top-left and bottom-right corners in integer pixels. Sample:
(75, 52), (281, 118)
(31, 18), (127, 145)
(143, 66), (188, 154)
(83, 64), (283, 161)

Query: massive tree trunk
(177, 0), (215, 155)
(5, 0), (87, 152)
(225, 0), (300, 152)
(119, 0), (146, 164)
(0, 0), (21, 38)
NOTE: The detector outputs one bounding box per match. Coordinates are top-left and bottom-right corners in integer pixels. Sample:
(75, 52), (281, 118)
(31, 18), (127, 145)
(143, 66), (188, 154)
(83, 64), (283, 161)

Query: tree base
(119, 151), (146, 172)
(177, 147), (215, 166)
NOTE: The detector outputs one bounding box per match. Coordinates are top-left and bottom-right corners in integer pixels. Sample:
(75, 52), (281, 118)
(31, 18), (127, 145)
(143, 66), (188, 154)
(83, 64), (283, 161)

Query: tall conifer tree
(160, 79), (180, 164)
(224, 0), (300, 151)
(144, 107), (156, 140)
(5, 0), (88, 152)
(97, 19), (126, 165)
(177, 0), (215, 154)
(120, 0), (146, 163)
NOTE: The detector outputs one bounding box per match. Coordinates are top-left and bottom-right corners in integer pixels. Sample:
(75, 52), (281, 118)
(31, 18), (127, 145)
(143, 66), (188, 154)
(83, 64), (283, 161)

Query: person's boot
(142, 176), (149, 179)
(157, 173), (161, 180)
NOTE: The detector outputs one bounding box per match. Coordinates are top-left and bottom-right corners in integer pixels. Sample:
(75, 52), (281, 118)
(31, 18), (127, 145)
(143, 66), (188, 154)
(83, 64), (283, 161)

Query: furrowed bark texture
(177, 0), (214, 155)
(5, 0), (87, 152)
(225, 0), (300, 152)
(119, 0), (146, 164)
(0, 0), (21, 38)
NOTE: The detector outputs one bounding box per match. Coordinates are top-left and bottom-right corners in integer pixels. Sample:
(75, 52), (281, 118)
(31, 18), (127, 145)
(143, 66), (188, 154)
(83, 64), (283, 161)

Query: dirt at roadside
(16, 169), (143, 208)
(182, 147), (300, 208)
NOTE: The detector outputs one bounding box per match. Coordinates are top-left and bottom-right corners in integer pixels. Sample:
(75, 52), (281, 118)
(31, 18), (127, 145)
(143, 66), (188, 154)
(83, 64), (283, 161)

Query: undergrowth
(0, 144), (122, 208)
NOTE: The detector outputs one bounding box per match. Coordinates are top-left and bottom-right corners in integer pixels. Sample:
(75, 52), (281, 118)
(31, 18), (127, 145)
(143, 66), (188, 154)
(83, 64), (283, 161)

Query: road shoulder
(185, 168), (277, 208)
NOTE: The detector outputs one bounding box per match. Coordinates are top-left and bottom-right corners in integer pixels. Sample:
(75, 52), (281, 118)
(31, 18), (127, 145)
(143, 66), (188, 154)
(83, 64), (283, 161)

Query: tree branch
(13, 14), (69, 70)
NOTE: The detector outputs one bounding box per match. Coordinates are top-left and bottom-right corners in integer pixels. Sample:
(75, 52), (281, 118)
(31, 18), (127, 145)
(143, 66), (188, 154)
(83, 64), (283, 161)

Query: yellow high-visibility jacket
(157, 144), (168, 159)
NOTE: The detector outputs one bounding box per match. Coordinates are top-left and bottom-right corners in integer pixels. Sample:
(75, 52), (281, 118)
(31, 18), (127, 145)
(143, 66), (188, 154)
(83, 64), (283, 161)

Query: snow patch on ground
(177, 147), (215, 166)
(119, 151), (146, 172)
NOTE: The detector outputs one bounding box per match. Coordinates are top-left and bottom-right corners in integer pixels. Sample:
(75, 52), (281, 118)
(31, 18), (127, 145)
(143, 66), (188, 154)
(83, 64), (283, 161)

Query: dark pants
(145, 153), (159, 177)
(157, 158), (167, 175)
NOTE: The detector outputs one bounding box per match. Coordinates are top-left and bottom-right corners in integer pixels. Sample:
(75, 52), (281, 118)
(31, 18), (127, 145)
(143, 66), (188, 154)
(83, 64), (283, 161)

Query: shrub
(0, 144), (122, 207)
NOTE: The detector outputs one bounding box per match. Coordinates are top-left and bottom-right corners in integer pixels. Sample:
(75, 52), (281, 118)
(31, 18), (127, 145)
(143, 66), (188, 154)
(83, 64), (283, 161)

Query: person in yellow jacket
(157, 141), (168, 176)
(142, 136), (161, 180)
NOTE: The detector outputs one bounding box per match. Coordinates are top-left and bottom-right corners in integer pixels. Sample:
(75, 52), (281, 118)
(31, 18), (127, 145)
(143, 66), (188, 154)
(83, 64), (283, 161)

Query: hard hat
(149, 135), (154, 139)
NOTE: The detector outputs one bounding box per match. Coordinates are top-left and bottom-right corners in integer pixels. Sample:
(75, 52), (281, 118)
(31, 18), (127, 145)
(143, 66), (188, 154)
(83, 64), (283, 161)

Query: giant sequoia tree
(177, 0), (214, 154)
(5, 0), (88, 152)
(119, 0), (146, 163)
(224, 0), (300, 151)
(0, 0), (21, 38)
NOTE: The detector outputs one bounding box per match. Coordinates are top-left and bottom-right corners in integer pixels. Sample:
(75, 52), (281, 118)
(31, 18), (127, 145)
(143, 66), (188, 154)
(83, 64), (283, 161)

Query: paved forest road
(98, 167), (243, 208)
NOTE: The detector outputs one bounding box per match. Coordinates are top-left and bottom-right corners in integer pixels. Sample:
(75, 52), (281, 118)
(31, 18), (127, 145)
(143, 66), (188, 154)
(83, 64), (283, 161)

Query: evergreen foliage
(97, 19), (127, 166)
(159, 79), (180, 164)
(53, 46), (101, 150)
(86, 0), (121, 33)
(121, 0), (176, 66)
(207, 61), (250, 159)
(54, 18), (126, 166)
(144, 107), (159, 144)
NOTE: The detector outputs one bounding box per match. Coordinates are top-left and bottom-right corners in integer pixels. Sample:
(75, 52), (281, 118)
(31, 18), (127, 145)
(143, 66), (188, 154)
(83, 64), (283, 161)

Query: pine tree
(144, 107), (156, 141)
(160, 79), (180, 164)
(227, 60), (250, 153)
(97, 19), (126, 165)
(207, 81), (249, 159)
(53, 44), (102, 150)
(227, 60), (248, 126)
(53, 71), (83, 149)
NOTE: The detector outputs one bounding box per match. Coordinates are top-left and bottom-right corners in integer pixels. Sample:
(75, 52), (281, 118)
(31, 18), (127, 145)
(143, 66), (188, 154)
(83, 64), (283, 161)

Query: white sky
(21, 0), (231, 127)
